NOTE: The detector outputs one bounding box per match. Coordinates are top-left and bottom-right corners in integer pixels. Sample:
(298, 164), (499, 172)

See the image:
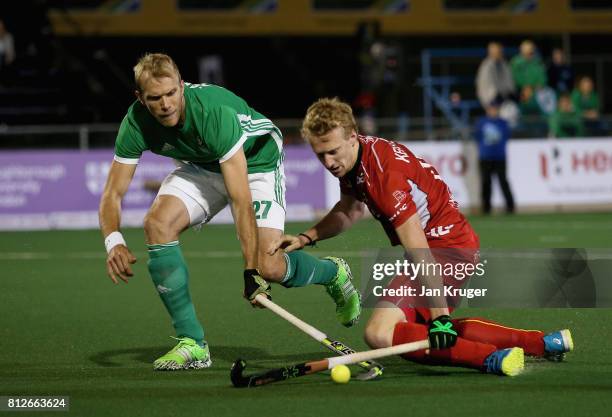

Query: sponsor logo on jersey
(362, 135), (377, 144)
(391, 143), (411, 164)
(161, 143), (175, 152)
(389, 203), (409, 222)
(426, 224), (455, 238)
(393, 190), (407, 207)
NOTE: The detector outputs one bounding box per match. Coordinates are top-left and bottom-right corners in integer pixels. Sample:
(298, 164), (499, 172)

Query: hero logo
(540, 146), (612, 179)
(417, 154), (466, 177)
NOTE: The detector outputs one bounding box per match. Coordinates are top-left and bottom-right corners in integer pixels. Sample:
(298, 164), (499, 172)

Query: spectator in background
(571, 75), (603, 136)
(511, 40), (547, 91)
(0, 18), (15, 72)
(549, 94), (584, 138)
(547, 48), (574, 94)
(512, 41), (551, 137)
(476, 41), (516, 108)
(571, 75), (600, 121)
(474, 100), (515, 215)
(518, 85), (543, 116)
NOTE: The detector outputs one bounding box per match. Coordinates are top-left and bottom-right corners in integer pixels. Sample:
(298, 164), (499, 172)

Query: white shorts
(157, 161), (286, 230)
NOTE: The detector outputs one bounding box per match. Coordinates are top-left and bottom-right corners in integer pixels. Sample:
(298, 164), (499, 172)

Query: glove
(243, 269), (271, 305)
(428, 315), (458, 349)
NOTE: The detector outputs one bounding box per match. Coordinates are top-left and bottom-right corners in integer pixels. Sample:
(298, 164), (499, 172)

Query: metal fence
(2, 114), (611, 151)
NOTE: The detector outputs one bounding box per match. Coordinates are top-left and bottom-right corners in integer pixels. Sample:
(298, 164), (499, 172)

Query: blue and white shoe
(484, 347), (524, 376)
(543, 329), (573, 362)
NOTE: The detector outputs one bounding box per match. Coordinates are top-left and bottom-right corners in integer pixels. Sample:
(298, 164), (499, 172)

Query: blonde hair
(301, 98), (358, 141)
(133, 53), (181, 92)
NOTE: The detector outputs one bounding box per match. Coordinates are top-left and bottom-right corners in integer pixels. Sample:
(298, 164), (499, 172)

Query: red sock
(392, 322), (496, 370)
(453, 317), (545, 356)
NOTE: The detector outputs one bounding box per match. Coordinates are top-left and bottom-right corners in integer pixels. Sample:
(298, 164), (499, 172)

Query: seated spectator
(547, 48), (574, 94)
(549, 94), (584, 138)
(511, 40), (547, 91)
(476, 41), (516, 108)
(519, 85), (543, 116)
(571, 75), (600, 120)
(515, 85), (547, 137)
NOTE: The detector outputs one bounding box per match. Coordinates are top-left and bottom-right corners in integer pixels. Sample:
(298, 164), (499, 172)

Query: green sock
(147, 241), (204, 344)
(280, 251), (337, 288)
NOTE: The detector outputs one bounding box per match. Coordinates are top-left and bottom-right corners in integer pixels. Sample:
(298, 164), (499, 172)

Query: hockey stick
(255, 294), (383, 380)
(231, 339), (429, 388)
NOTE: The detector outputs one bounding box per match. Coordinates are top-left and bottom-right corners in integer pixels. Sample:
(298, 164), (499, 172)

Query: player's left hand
(428, 315), (458, 349)
(267, 234), (303, 255)
(243, 269), (271, 308)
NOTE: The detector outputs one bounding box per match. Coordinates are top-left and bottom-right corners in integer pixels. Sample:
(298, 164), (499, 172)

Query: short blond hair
(133, 53), (181, 92)
(301, 98), (358, 141)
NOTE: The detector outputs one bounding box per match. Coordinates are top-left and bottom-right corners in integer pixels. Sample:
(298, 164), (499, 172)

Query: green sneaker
(324, 257), (361, 327)
(153, 337), (212, 371)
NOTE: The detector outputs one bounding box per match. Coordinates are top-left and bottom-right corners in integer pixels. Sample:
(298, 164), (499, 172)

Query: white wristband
(104, 231), (127, 254)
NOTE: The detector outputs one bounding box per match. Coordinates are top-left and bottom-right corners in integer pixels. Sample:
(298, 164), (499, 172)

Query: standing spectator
(511, 40), (547, 91)
(549, 94), (585, 138)
(474, 101), (515, 215)
(547, 48), (574, 94)
(571, 75), (600, 120)
(476, 42), (516, 108)
(0, 18), (15, 72)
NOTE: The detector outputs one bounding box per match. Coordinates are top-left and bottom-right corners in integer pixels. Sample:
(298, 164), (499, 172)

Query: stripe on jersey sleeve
(407, 179), (431, 228)
(219, 132), (249, 163)
(114, 155), (140, 165)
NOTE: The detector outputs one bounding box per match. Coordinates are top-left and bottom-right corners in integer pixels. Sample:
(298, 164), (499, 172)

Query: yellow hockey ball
(330, 365), (351, 384)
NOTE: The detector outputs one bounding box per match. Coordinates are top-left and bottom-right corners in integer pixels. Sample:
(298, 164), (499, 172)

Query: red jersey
(340, 135), (478, 248)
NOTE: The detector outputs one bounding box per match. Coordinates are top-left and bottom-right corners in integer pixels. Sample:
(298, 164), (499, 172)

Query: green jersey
(114, 82), (282, 173)
(571, 89), (600, 113)
(510, 55), (547, 89)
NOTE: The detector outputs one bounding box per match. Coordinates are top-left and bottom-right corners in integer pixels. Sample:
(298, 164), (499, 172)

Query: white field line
(0, 250), (372, 261)
(1, 249), (612, 261)
(475, 221), (612, 230)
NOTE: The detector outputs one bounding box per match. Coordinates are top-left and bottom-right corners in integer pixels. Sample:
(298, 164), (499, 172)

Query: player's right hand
(106, 245), (137, 284)
(267, 234), (304, 255)
(243, 269), (271, 307)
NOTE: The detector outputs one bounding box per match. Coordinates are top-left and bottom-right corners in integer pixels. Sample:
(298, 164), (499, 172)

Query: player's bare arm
(395, 213), (457, 349)
(395, 213), (450, 318)
(268, 192), (365, 254)
(220, 148), (258, 269)
(220, 148), (270, 306)
(99, 161), (138, 284)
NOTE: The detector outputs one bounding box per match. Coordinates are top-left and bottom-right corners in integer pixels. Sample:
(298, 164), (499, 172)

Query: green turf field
(1, 212), (611, 416)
